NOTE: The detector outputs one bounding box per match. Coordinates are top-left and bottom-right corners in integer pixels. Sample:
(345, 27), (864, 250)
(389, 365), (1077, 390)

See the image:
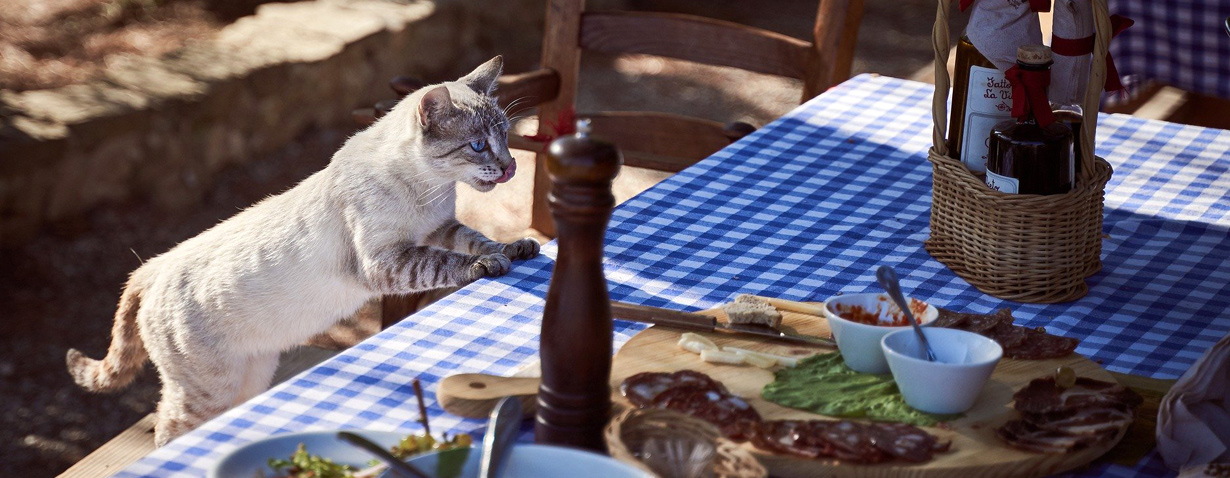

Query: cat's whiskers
(416, 186), (452, 207)
(502, 96), (531, 116)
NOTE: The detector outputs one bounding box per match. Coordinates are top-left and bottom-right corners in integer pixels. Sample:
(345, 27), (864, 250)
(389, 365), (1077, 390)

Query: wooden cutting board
(437, 304), (1123, 477)
(607, 303), (1123, 478)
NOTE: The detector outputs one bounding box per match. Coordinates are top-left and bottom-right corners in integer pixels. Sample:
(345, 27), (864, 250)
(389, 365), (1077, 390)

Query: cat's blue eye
(469, 139), (487, 152)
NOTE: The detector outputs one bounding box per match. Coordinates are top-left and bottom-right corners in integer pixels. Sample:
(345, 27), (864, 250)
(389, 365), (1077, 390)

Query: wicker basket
(924, 0), (1115, 303)
(604, 408), (767, 478)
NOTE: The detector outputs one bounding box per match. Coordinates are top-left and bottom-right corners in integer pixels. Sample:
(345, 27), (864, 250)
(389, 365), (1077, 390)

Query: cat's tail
(67, 280), (148, 393)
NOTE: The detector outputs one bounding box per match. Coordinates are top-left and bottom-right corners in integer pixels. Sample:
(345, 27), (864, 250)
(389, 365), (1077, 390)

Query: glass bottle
(985, 45), (1075, 195)
(948, 35), (1015, 174)
(1052, 103), (1083, 177)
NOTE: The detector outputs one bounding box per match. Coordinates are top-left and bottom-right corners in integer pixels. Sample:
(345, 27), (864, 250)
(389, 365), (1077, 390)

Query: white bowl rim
(880, 327), (1003, 367)
(824, 293), (938, 331)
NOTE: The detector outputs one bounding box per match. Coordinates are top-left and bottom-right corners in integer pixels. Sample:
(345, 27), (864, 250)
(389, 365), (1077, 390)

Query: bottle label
(985, 170), (1020, 194)
(961, 65), (1014, 173)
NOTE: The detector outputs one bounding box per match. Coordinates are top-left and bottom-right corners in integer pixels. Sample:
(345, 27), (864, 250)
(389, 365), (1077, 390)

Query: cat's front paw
(502, 238), (541, 261)
(469, 253), (512, 280)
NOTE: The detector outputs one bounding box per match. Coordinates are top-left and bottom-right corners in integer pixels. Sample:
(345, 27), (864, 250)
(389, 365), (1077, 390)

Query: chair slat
(580, 11), (812, 79)
(496, 69), (561, 112)
(586, 112), (732, 170)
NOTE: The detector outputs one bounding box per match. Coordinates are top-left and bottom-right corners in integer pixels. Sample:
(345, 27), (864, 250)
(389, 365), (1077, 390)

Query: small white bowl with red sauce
(823, 293), (938, 374)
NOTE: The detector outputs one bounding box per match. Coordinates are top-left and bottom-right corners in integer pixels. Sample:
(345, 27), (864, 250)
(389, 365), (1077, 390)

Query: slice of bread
(722, 295), (783, 328)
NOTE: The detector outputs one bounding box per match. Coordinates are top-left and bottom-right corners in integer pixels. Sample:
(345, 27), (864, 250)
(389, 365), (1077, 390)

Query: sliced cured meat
(1021, 404), (1134, 436)
(819, 420), (889, 464)
(934, 308), (1079, 360)
(996, 419), (1114, 453)
(651, 384), (762, 441)
(619, 370), (724, 407)
(750, 420), (949, 464)
(934, 308), (1014, 335)
(750, 420), (827, 459)
(1012, 377), (1143, 414)
(868, 423), (951, 462)
(1002, 330), (1080, 360)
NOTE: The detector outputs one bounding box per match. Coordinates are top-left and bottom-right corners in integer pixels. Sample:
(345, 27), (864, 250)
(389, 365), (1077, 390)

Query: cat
(66, 56), (539, 446)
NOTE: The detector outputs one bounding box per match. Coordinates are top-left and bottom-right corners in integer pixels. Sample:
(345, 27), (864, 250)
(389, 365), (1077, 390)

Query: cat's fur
(66, 57), (539, 446)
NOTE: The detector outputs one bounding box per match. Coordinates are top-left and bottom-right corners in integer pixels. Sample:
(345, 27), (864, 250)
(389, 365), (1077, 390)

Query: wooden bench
(57, 346), (339, 477)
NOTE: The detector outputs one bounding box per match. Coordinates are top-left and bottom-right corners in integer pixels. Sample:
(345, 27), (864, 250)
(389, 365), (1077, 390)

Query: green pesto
(761, 352), (960, 426)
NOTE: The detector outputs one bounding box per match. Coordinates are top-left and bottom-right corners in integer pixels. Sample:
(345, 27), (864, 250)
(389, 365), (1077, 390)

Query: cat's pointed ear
(417, 86), (452, 129)
(460, 56), (503, 96)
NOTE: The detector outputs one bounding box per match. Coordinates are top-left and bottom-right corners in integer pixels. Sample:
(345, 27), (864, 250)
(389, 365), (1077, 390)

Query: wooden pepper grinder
(535, 119), (622, 451)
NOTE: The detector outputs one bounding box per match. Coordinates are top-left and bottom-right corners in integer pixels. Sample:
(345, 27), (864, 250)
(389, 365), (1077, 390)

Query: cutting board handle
(746, 295), (828, 317)
(436, 374), (540, 419)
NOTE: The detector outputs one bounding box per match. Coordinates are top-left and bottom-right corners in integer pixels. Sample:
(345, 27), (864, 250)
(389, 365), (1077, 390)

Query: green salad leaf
(761, 352), (960, 426)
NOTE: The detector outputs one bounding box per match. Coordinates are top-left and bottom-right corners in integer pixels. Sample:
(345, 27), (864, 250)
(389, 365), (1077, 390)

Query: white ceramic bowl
(823, 292), (938, 374)
(396, 444), (654, 478)
(881, 327), (1003, 414)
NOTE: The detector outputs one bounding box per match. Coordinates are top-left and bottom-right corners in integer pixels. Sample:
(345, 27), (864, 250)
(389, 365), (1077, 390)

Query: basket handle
(931, 0), (1110, 183)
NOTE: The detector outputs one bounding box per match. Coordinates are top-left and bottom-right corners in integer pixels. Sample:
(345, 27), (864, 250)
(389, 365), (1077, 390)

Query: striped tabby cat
(66, 56), (539, 446)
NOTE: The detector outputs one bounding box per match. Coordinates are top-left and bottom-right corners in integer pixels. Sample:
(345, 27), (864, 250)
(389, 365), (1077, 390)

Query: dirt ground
(0, 0), (281, 91)
(0, 1), (945, 475)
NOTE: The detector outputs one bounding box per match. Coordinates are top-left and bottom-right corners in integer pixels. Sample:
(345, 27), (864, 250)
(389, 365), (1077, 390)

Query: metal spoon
(336, 431), (433, 478)
(875, 265), (937, 362)
(481, 396), (522, 478)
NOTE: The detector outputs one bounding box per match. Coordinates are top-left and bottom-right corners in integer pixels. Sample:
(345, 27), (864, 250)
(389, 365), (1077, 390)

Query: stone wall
(0, 0), (543, 248)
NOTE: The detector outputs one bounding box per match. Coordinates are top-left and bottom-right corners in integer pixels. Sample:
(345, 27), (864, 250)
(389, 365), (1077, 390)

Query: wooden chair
(502, 0), (866, 237)
(358, 0), (865, 325)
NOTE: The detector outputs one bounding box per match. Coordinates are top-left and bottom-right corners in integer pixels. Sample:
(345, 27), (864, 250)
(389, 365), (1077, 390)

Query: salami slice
(750, 420), (827, 459)
(868, 423), (950, 462)
(651, 384), (761, 441)
(819, 420), (889, 463)
(751, 420), (950, 464)
(619, 370), (725, 407)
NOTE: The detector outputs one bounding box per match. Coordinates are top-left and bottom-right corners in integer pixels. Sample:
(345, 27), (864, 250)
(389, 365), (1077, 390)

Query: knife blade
(609, 301), (835, 347)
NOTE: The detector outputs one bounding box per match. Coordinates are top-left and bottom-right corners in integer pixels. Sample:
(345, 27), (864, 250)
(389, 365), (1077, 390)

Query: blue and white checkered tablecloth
(1109, 0), (1230, 100)
(116, 74), (1230, 478)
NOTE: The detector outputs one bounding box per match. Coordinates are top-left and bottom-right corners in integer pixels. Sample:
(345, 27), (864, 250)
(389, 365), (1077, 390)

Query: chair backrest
(503, 0), (865, 236)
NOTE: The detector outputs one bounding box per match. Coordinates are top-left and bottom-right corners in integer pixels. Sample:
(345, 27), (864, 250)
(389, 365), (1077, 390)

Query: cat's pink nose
(494, 160), (516, 183)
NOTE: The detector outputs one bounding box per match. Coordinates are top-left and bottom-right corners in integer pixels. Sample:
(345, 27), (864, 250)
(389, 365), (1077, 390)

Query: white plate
(209, 430), (405, 478)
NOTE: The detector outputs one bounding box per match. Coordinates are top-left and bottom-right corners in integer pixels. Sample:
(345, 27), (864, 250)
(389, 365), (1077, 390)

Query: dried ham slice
(998, 376), (1142, 453)
(934, 308), (1078, 360)
(996, 419), (1115, 453)
(1012, 377), (1143, 415)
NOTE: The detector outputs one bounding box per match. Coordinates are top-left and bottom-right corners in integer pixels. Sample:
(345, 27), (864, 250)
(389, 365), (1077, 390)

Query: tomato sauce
(833, 298), (928, 326)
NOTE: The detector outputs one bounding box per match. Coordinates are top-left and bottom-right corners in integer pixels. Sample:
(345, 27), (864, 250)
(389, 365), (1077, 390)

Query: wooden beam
(804, 0), (866, 99)
(530, 0), (586, 237)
